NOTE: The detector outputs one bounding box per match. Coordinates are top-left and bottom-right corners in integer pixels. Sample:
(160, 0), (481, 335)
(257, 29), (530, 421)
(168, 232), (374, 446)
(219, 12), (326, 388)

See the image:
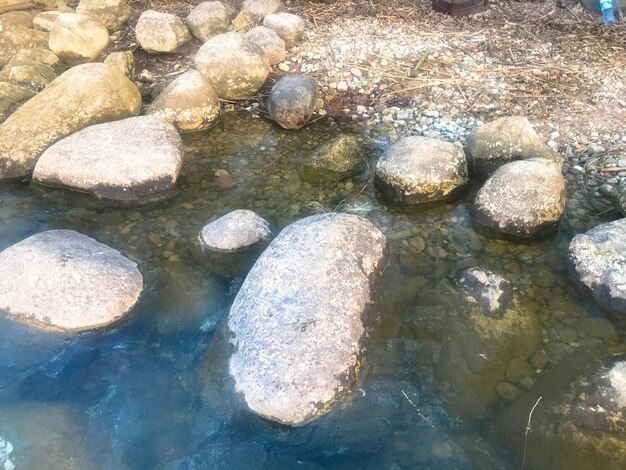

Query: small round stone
(199, 209), (271, 252)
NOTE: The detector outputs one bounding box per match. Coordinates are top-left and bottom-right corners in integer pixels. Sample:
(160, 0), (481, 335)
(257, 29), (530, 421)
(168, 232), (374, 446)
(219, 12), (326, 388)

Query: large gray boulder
(76, 0), (131, 31)
(195, 32), (269, 100)
(0, 230), (143, 331)
(466, 116), (562, 179)
(135, 10), (191, 54)
(472, 158), (566, 238)
(375, 136), (469, 204)
(186, 1), (231, 42)
(228, 212), (387, 425)
(267, 74), (317, 129)
(48, 13), (109, 65)
(301, 134), (363, 183)
(569, 218), (626, 319)
(147, 70), (220, 133)
(243, 0), (282, 18)
(0, 26), (49, 67)
(243, 26), (285, 66)
(262, 12), (305, 48)
(33, 116), (183, 202)
(0, 63), (141, 180)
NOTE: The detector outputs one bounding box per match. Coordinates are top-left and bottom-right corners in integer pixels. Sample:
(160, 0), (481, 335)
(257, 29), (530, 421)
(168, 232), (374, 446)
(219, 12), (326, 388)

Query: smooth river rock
(375, 136), (469, 204)
(243, 0), (282, 18)
(243, 26), (285, 66)
(0, 63), (141, 180)
(33, 10), (62, 32)
(466, 116), (561, 179)
(147, 70), (220, 133)
(0, 26), (49, 67)
(569, 218), (626, 319)
(186, 1), (231, 42)
(228, 212), (387, 425)
(76, 0), (131, 31)
(301, 134), (363, 183)
(262, 12), (305, 48)
(0, 230), (143, 331)
(472, 158), (566, 238)
(195, 32), (269, 100)
(267, 74), (317, 129)
(33, 116), (183, 201)
(48, 13), (110, 65)
(135, 10), (191, 54)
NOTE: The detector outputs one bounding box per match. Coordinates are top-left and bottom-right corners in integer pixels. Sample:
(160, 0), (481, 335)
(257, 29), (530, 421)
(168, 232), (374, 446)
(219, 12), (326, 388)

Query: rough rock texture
(147, 70), (220, 133)
(0, 230), (143, 331)
(76, 0), (131, 31)
(0, 27), (49, 67)
(0, 82), (36, 123)
(48, 13), (109, 65)
(186, 1), (231, 42)
(466, 116), (562, 179)
(10, 47), (63, 74)
(32, 11), (61, 32)
(262, 12), (305, 48)
(0, 63), (141, 180)
(228, 212), (387, 425)
(243, 0), (282, 18)
(267, 74), (317, 129)
(375, 136), (469, 204)
(0, 11), (33, 32)
(135, 10), (191, 54)
(455, 268), (513, 318)
(195, 32), (269, 100)
(472, 158), (566, 238)
(0, 61), (56, 91)
(199, 210), (271, 252)
(501, 349), (626, 470)
(619, 180), (626, 216)
(569, 218), (626, 318)
(103, 50), (134, 80)
(301, 134), (363, 183)
(33, 116), (183, 201)
(243, 26), (285, 66)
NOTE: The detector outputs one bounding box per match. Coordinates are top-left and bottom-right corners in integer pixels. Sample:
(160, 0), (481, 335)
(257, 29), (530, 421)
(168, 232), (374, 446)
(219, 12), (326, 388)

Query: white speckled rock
(0, 230), (143, 331)
(33, 116), (183, 201)
(33, 11), (62, 32)
(242, 0), (282, 18)
(147, 70), (219, 133)
(267, 74), (317, 129)
(200, 209), (271, 252)
(472, 158), (566, 238)
(48, 13), (109, 65)
(375, 136), (469, 204)
(76, 0), (131, 31)
(186, 1), (231, 42)
(194, 32), (269, 100)
(243, 26), (285, 66)
(228, 212), (387, 425)
(135, 10), (191, 54)
(466, 116), (562, 179)
(0, 63), (141, 180)
(455, 268), (513, 317)
(569, 218), (626, 318)
(262, 12), (305, 48)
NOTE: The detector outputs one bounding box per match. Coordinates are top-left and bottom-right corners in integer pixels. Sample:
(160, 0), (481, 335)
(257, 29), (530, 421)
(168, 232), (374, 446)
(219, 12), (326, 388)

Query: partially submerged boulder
(375, 136), (469, 204)
(267, 74), (317, 129)
(466, 116), (561, 179)
(228, 212), (387, 425)
(0, 63), (141, 180)
(147, 70), (220, 133)
(186, 1), (232, 42)
(33, 116), (183, 202)
(48, 13), (110, 65)
(455, 268), (513, 318)
(472, 158), (566, 238)
(76, 0), (131, 31)
(243, 26), (285, 66)
(195, 32), (269, 100)
(262, 12), (305, 48)
(0, 230), (143, 331)
(135, 10), (191, 54)
(301, 134), (363, 183)
(569, 218), (626, 319)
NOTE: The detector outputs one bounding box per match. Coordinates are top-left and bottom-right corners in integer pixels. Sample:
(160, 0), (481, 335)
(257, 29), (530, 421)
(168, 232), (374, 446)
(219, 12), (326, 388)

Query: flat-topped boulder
(195, 32), (269, 100)
(267, 74), (317, 129)
(186, 1), (232, 42)
(76, 0), (131, 31)
(262, 12), (305, 48)
(147, 70), (220, 133)
(33, 116), (183, 202)
(135, 10), (191, 54)
(472, 158), (566, 238)
(375, 136), (469, 204)
(48, 13), (109, 65)
(228, 212), (387, 425)
(0, 230), (143, 331)
(569, 218), (626, 319)
(466, 116), (562, 179)
(0, 63), (141, 180)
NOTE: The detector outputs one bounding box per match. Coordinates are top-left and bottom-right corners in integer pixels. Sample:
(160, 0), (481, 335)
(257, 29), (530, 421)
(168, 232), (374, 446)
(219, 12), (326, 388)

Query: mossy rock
(300, 134), (364, 183)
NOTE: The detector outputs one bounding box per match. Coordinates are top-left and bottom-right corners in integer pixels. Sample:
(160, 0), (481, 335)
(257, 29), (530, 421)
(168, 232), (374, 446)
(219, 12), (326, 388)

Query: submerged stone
(228, 212), (387, 425)
(0, 230), (143, 331)
(300, 134), (363, 183)
(455, 267), (513, 318)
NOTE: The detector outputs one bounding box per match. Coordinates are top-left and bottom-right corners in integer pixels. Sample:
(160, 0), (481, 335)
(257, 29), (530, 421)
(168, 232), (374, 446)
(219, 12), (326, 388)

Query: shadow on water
(0, 112), (623, 469)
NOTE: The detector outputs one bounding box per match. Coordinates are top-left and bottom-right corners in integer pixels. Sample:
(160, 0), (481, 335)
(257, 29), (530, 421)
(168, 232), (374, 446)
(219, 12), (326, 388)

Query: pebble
(336, 81), (348, 92)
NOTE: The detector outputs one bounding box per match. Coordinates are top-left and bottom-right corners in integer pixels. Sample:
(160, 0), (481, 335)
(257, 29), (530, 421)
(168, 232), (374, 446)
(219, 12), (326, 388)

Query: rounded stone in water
(0, 230), (143, 331)
(199, 209), (271, 252)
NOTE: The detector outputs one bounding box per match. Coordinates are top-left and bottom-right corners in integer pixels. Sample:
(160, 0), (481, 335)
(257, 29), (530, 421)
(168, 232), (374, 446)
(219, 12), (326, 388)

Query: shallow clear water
(0, 113), (623, 469)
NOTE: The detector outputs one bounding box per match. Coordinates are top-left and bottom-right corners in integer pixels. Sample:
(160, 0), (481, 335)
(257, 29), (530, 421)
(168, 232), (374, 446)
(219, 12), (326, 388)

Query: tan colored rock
(0, 230), (143, 331)
(0, 62), (56, 91)
(104, 50), (134, 80)
(472, 158), (566, 238)
(33, 11), (62, 32)
(187, 1), (231, 42)
(76, 0), (131, 31)
(230, 10), (255, 32)
(10, 47), (63, 74)
(0, 81), (36, 123)
(243, 26), (285, 66)
(242, 0), (282, 18)
(0, 63), (141, 180)
(49, 13), (110, 65)
(262, 12), (305, 48)
(147, 70), (220, 133)
(0, 27), (49, 67)
(0, 11), (33, 33)
(135, 10), (191, 54)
